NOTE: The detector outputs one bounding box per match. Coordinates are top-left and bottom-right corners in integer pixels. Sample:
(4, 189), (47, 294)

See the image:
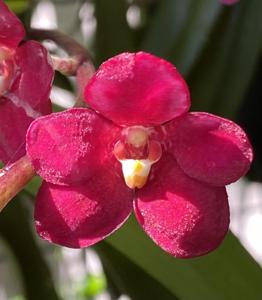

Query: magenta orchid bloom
(0, 1), (54, 164)
(26, 52), (252, 258)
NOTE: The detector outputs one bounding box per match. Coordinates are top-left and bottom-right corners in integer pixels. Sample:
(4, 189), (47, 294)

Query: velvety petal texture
(0, 41), (53, 164)
(0, 101), (46, 164)
(10, 41), (54, 112)
(165, 112), (253, 186)
(35, 168), (133, 248)
(85, 52), (190, 126)
(0, 0), (25, 47)
(134, 155), (229, 258)
(26, 108), (121, 185)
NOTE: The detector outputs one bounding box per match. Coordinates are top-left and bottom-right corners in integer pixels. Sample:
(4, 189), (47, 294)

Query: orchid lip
(114, 126), (162, 189)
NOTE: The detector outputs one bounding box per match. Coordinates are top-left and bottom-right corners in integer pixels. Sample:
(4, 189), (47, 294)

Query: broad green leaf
(106, 216), (262, 300)
(141, 0), (221, 75)
(168, 0), (221, 75)
(96, 242), (179, 300)
(5, 0), (29, 14)
(0, 196), (60, 300)
(141, 0), (193, 57)
(94, 0), (135, 65)
(189, 0), (262, 118)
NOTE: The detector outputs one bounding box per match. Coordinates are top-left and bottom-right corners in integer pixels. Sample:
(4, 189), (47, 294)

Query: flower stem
(0, 156), (35, 212)
(28, 29), (95, 76)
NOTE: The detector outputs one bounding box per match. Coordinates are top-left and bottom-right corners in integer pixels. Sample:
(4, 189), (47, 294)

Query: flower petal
(165, 112), (253, 186)
(0, 41), (53, 164)
(34, 169), (133, 248)
(134, 155), (229, 258)
(85, 52), (190, 126)
(8, 40), (54, 114)
(0, 97), (51, 164)
(26, 108), (121, 185)
(0, 1), (25, 47)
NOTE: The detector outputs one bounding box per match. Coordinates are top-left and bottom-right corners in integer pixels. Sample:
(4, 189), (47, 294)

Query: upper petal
(26, 108), (121, 185)
(34, 169), (133, 248)
(85, 52), (190, 126)
(134, 155), (229, 258)
(0, 1), (25, 47)
(165, 112), (253, 186)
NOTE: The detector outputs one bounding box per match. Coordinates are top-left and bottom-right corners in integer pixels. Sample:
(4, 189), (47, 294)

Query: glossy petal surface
(166, 112), (253, 186)
(26, 108), (121, 185)
(85, 52), (190, 126)
(134, 155), (229, 258)
(0, 1), (25, 47)
(35, 169), (133, 248)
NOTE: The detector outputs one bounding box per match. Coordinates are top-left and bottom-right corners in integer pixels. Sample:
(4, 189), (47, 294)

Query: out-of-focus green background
(1, 0), (262, 299)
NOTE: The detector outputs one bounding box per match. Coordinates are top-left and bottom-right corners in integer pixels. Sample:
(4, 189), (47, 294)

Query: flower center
(114, 126), (162, 189)
(0, 47), (15, 96)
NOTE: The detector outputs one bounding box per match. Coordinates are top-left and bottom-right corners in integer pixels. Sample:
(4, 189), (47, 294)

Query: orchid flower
(25, 52), (252, 258)
(0, 0), (53, 164)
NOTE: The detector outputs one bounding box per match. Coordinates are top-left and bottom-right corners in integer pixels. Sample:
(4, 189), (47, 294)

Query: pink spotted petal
(134, 155), (229, 258)
(8, 40), (54, 111)
(26, 108), (121, 185)
(165, 112), (253, 186)
(85, 52), (190, 126)
(0, 1), (25, 47)
(34, 169), (133, 248)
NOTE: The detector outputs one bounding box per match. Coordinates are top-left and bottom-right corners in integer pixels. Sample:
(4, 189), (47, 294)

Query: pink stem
(28, 29), (95, 76)
(0, 156), (35, 212)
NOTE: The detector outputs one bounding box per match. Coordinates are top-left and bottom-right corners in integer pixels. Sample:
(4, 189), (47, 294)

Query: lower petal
(34, 168), (133, 248)
(134, 155), (229, 258)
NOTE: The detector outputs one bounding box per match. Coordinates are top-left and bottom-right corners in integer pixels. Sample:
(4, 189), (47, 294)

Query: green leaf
(96, 242), (179, 300)
(94, 0), (135, 65)
(141, 0), (193, 57)
(0, 196), (61, 300)
(168, 0), (221, 75)
(105, 216), (262, 300)
(189, 0), (262, 118)
(78, 274), (106, 297)
(141, 0), (221, 75)
(5, 0), (29, 14)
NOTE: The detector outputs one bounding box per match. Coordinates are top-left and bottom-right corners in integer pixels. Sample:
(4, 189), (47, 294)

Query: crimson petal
(35, 171), (133, 248)
(0, 41), (53, 164)
(85, 52), (190, 126)
(134, 155), (229, 258)
(9, 40), (54, 112)
(26, 108), (121, 185)
(165, 112), (253, 186)
(0, 1), (25, 47)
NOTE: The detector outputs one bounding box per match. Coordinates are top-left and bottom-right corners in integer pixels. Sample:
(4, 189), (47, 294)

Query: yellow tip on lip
(120, 159), (151, 189)
(126, 174), (147, 189)
(133, 160), (144, 173)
